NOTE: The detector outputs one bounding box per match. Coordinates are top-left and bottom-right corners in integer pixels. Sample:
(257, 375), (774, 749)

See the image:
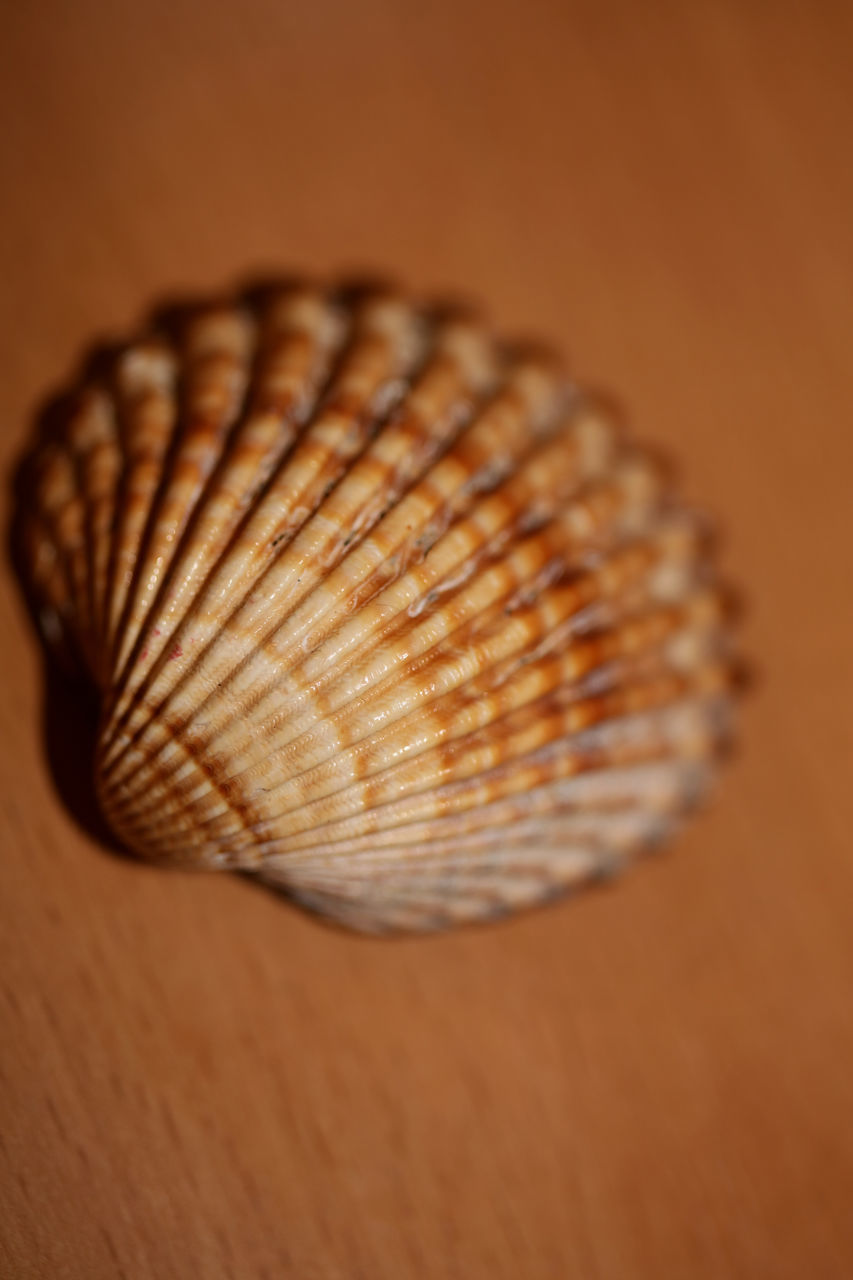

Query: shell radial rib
(19, 280), (741, 932)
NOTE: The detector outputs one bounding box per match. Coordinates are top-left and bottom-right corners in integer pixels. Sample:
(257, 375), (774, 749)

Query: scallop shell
(17, 280), (740, 932)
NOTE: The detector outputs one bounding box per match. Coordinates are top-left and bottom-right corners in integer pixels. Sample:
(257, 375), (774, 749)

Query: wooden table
(2, 2), (852, 1275)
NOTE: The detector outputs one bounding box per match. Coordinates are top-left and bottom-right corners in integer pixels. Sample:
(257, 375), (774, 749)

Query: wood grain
(1, 1), (852, 1276)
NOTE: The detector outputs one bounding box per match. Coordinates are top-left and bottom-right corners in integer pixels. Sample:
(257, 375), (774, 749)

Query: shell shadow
(41, 662), (120, 856)
(9, 412), (129, 860)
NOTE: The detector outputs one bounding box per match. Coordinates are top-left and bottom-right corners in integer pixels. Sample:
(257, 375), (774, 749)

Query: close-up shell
(17, 279), (741, 933)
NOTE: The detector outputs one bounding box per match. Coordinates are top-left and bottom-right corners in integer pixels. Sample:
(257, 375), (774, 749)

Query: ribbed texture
(19, 281), (739, 932)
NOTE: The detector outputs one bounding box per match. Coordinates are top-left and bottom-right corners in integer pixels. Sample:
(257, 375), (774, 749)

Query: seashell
(17, 279), (742, 933)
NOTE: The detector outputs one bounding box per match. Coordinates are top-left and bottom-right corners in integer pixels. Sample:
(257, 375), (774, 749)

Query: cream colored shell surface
(18, 282), (739, 932)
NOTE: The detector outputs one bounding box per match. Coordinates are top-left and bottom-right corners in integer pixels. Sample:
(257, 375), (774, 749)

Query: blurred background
(2, 1), (852, 1276)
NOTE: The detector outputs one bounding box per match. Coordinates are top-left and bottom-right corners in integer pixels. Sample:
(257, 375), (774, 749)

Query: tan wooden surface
(2, 1), (852, 1276)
